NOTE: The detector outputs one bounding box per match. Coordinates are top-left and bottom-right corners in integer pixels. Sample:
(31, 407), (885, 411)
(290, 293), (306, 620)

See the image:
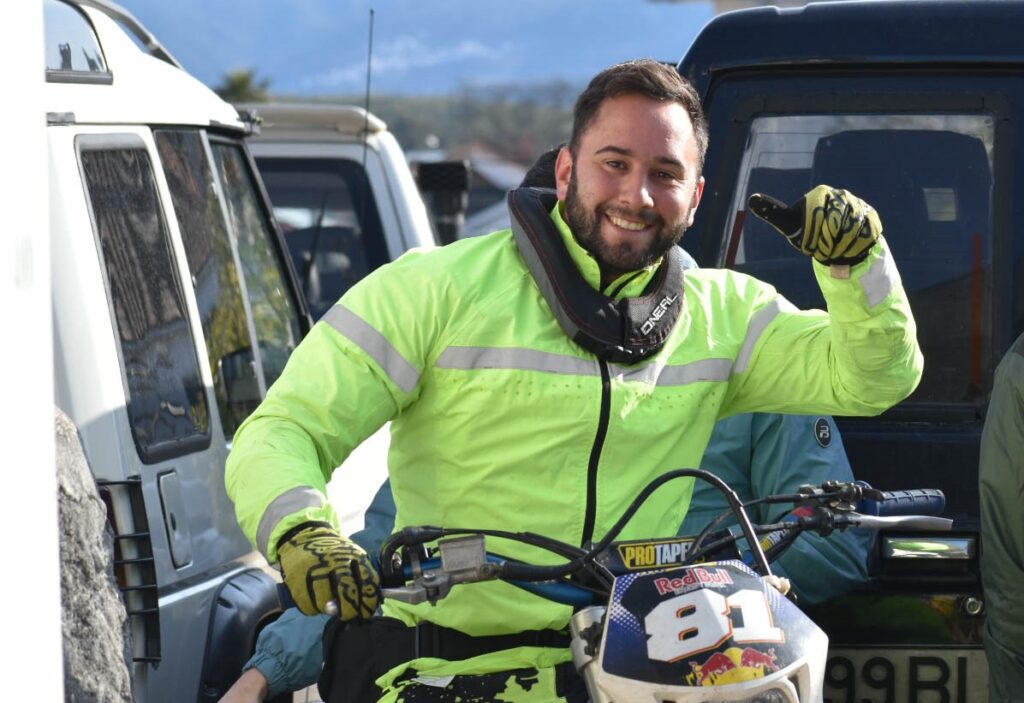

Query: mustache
(600, 205), (663, 227)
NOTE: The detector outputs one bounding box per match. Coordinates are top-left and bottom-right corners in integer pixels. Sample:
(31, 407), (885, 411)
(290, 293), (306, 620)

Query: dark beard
(564, 170), (688, 279)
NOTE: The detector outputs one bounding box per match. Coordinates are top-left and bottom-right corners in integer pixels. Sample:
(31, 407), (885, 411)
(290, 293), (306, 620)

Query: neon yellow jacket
(226, 203), (921, 677)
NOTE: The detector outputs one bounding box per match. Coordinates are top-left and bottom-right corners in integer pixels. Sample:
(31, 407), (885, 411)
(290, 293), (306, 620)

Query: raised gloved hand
(748, 185), (881, 266)
(277, 523), (380, 619)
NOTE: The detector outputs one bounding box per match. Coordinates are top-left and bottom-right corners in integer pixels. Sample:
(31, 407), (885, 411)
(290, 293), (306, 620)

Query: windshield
(256, 156), (390, 319)
(724, 113), (995, 406)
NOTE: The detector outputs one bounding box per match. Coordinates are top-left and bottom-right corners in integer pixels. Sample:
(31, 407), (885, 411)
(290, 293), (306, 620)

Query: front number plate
(824, 647), (987, 703)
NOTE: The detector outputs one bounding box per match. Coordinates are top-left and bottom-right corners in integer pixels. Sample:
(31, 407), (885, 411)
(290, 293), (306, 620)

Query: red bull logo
(686, 647), (779, 687)
(654, 567), (734, 595)
(741, 647), (779, 670)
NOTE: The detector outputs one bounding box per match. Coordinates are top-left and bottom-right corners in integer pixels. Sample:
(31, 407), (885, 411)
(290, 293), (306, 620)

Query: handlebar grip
(276, 582), (339, 616)
(858, 488), (945, 517)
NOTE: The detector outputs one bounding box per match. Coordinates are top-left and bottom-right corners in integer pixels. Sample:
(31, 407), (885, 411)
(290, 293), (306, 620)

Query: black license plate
(824, 647), (987, 703)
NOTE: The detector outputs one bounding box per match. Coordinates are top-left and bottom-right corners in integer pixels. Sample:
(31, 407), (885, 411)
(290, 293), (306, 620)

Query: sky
(118, 0), (716, 97)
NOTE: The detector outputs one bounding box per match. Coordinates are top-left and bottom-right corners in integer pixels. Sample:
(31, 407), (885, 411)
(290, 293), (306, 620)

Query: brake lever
(382, 535), (500, 606)
(801, 481), (883, 514)
(848, 514), (953, 531)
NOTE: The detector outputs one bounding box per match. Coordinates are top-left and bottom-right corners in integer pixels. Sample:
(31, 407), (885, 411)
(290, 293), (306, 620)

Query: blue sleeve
(680, 414), (871, 605)
(681, 414), (757, 531)
(748, 414), (871, 604)
(243, 608), (330, 698)
(242, 482), (397, 696)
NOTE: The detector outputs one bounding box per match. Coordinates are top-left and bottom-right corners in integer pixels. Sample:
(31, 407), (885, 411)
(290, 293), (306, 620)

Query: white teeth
(608, 215), (647, 231)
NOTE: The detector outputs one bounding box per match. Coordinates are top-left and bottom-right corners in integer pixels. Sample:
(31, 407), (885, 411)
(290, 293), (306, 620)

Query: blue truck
(677, 1), (1024, 700)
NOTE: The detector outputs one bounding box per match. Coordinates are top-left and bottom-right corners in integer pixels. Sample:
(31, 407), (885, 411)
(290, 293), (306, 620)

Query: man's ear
(687, 176), (706, 227)
(555, 146), (573, 200)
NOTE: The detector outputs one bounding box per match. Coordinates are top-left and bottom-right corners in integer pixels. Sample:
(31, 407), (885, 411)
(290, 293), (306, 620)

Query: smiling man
(560, 91), (704, 285)
(226, 59), (922, 703)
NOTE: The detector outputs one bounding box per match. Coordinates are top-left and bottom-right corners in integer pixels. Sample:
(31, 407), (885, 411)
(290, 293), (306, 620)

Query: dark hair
(569, 59), (708, 172)
(519, 144), (564, 189)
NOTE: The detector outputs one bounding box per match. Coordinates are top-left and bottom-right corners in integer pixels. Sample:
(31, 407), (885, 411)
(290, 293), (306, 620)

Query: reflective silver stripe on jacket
(612, 357), (733, 386)
(437, 346), (599, 376)
(734, 298), (791, 374)
(322, 304), (420, 393)
(257, 487), (326, 559)
(860, 245), (897, 308)
(438, 346), (731, 387)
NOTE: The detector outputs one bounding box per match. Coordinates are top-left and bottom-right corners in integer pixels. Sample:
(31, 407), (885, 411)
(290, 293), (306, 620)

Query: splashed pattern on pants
(381, 666), (564, 703)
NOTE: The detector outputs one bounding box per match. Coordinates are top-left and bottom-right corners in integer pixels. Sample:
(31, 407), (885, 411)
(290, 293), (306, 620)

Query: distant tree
(351, 84), (573, 164)
(282, 79), (577, 163)
(214, 69), (271, 102)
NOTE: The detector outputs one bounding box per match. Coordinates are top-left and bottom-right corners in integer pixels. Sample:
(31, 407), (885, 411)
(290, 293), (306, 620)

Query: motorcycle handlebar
(372, 477), (951, 611)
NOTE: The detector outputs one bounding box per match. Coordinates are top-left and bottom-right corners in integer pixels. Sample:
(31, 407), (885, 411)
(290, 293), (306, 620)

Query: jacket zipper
(581, 359), (611, 546)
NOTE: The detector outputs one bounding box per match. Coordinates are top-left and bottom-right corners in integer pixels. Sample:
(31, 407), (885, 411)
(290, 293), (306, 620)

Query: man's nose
(619, 171), (655, 211)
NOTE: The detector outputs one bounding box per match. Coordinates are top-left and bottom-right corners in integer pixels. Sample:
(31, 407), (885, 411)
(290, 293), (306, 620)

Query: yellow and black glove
(749, 185), (881, 266)
(277, 523), (381, 619)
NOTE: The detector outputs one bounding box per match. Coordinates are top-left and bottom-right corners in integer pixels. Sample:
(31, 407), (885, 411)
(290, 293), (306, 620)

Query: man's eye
(657, 171), (681, 181)
(605, 160), (626, 170)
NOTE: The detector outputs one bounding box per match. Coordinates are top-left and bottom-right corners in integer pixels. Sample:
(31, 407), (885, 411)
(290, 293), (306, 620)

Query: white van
(45, 1), (306, 700)
(238, 103), (457, 537)
(239, 103), (438, 320)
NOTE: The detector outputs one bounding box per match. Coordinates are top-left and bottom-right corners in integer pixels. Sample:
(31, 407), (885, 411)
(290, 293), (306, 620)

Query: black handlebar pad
(858, 488), (945, 517)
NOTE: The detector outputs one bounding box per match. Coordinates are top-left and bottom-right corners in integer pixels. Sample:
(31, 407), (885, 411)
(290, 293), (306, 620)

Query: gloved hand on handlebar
(277, 523), (380, 619)
(748, 185), (881, 266)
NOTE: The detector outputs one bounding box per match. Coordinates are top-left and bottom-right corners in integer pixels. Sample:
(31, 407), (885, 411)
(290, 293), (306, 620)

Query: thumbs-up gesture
(749, 185), (881, 266)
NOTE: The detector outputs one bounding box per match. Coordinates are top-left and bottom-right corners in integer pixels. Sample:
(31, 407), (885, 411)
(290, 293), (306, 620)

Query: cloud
(301, 35), (498, 90)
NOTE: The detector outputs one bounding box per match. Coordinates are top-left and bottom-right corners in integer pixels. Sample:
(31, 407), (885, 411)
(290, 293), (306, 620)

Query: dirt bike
(376, 469), (950, 703)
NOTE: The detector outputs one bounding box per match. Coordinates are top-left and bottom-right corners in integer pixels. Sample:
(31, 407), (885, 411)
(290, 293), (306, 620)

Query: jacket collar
(551, 202), (661, 300)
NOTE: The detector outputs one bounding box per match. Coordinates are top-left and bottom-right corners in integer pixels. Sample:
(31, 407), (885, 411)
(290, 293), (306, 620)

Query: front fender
(197, 568), (283, 702)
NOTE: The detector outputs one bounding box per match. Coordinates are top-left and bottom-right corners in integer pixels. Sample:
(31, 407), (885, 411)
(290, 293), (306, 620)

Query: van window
(155, 130), (261, 438)
(79, 142), (210, 462)
(210, 143), (302, 388)
(256, 158), (389, 319)
(724, 114), (995, 406)
(44, 0), (110, 82)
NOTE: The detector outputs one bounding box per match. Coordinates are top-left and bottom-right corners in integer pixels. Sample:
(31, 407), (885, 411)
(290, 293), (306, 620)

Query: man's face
(556, 93), (705, 282)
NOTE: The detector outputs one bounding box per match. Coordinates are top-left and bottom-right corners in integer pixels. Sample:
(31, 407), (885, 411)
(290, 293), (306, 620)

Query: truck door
(688, 72), (1020, 702)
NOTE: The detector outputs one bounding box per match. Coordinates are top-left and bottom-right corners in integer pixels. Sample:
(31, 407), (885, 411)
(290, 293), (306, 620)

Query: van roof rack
(235, 103), (388, 137)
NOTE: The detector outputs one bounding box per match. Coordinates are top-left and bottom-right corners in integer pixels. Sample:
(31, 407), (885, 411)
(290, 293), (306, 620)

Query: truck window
(155, 130), (261, 438)
(79, 141), (211, 462)
(255, 157), (389, 319)
(724, 114), (994, 407)
(210, 142), (302, 389)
